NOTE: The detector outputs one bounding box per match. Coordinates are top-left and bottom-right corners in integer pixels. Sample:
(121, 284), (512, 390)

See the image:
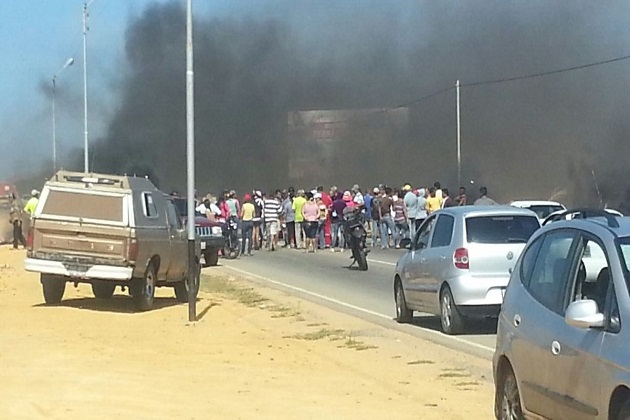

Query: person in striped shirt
(263, 190), (283, 251)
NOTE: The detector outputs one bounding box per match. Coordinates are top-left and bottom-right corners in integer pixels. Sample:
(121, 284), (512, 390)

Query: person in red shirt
(318, 186), (333, 248)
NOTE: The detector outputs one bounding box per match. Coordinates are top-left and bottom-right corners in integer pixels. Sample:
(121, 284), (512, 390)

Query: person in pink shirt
(301, 192), (320, 253)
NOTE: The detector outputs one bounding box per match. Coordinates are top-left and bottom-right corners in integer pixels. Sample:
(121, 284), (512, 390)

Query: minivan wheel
(131, 264), (156, 311)
(497, 367), (523, 420)
(394, 280), (413, 323)
(91, 280), (116, 299)
(41, 274), (66, 304)
(440, 286), (464, 335)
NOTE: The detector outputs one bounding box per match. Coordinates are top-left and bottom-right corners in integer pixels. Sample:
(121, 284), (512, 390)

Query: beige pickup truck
(24, 171), (199, 311)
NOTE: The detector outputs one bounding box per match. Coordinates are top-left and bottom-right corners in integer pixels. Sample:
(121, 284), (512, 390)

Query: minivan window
(466, 215), (539, 244)
(41, 190), (124, 222)
(525, 230), (577, 314)
(431, 215), (454, 248)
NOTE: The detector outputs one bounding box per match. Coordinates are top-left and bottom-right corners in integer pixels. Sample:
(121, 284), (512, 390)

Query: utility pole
(52, 58), (74, 173)
(82, 1), (95, 173)
(456, 80), (461, 188)
(186, 0), (198, 322)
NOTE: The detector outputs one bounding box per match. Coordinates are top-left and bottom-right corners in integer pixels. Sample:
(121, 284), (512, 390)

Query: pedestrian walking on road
(263, 191), (283, 251)
(9, 194), (26, 249)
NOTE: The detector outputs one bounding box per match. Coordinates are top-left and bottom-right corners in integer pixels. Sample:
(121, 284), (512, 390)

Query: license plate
(201, 242), (206, 250)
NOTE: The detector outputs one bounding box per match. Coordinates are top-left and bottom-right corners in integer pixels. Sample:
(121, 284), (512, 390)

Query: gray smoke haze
(87, 1), (630, 209)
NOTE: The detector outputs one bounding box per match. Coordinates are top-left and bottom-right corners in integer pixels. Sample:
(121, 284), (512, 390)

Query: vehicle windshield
(466, 215), (540, 244)
(528, 205), (564, 219)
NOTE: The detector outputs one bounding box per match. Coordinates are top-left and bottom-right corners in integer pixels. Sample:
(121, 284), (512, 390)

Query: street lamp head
(64, 57), (75, 69)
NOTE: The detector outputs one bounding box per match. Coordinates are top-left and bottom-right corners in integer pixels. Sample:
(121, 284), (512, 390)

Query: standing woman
(240, 194), (255, 256)
(315, 193), (328, 250)
(301, 192), (320, 253)
(393, 190), (408, 248)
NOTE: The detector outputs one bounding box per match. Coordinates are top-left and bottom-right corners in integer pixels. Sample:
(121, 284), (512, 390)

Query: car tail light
(26, 227), (34, 251)
(127, 238), (139, 262)
(453, 248), (469, 269)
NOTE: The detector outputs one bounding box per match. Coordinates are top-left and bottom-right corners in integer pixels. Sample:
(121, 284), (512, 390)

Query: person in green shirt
(24, 189), (39, 217)
(292, 189), (307, 249)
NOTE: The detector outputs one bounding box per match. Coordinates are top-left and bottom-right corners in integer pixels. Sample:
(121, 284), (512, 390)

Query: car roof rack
(557, 208), (620, 228)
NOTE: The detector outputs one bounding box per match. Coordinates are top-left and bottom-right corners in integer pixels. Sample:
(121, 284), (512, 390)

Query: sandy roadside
(0, 245), (494, 419)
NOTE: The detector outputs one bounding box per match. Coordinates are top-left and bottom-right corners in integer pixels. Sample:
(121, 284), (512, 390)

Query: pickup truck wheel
(92, 281), (116, 299)
(41, 274), (66, 305)
(204, 249), (219, 267)
(174, 258), (201, 303)
(131, 264), (156, 311)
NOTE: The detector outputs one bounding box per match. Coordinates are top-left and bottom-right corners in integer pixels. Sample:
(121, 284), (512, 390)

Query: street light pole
(82, 1), (95, 173)
(186, 0), (197, 322)
(52, 58), (74, 173)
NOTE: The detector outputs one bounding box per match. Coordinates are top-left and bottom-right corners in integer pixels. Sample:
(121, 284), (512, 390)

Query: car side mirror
(399, 237), (412, 249)
(565, 299), (605, 329)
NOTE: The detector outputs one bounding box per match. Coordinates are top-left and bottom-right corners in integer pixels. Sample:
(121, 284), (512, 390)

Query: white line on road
(368, 259), (396, 266)
(220, 264), (494, 354)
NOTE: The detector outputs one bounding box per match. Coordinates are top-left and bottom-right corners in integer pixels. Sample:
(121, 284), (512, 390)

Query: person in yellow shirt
(240, 194), (256, 256)
(292, 190), (307, 249)
(425, 187), (442, 214)
(24, 189), (40, 217)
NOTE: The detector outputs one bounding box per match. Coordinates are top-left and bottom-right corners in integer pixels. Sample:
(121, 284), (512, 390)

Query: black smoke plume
(89, 1), (630, 208)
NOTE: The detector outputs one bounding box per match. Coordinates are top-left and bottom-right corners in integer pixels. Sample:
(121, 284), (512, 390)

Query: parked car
(542, 207), (623, 226)
(24, 171), (200, 311)
(493, 209), (630, 419)
(171, 197), (224, 266)
(393, 206), (540, 334)
(510, 200), (566, 224)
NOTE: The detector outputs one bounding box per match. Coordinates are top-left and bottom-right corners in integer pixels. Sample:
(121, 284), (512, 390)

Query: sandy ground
(0, 245), (494, 419)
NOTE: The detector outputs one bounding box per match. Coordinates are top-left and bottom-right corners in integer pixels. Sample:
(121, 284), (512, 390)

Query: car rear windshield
(528, 205), (564, 219)
(466, 215), (539, 244)
(41, 190), (124, 222)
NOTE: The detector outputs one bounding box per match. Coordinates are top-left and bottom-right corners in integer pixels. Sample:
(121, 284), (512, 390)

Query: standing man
(474, 187), (499, 206)
(378, 187), (397, 250)
(426, 187), (442, 215)
(292, 189), (307, 249)
(24, 189), (39, 218)
(441, 188), (456, 208)
(9, 194), (26, 249)
(263, 190), (283, 251)
(370, 187), (381, 247)
(416, 188), (428, 230)
(456, 187), (468, 206)
(403, 184), (418, 239)
(282, 190), (296, 248)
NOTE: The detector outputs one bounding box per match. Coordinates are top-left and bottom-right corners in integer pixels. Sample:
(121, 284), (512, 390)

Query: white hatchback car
(510, 200), (566, 224)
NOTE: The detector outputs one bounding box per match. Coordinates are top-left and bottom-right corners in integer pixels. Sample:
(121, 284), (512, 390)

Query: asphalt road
(207, 245), (498, 360)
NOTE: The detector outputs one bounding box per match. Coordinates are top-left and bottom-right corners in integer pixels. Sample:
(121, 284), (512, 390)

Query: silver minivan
(393, 206), (540, 334)
(493, 212), (630, 419)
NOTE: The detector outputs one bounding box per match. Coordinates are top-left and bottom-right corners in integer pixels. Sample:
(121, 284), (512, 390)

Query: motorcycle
(222, 216), (241, 259)
(343, 209), (369, 271)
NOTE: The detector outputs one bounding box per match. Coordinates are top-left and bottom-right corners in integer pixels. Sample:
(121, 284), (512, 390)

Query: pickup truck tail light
(127, 238), (139, 262)
(453, 247), (469, 269)
(26, 227), (34, 251)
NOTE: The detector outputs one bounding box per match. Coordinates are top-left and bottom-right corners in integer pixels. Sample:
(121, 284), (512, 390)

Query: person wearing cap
(24, 189), (39, 218)
(351, 184), (364, 208)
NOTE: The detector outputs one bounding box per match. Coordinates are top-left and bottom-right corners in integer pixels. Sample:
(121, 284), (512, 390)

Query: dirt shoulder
(0, 245), (494, 419)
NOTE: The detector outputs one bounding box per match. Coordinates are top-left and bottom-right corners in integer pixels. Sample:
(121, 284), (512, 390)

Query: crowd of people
(192, 182), (498, 255)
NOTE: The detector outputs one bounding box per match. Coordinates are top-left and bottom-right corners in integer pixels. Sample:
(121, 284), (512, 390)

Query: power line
(461, 53), (630, 88)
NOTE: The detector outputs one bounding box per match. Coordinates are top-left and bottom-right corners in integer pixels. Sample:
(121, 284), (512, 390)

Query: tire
(174, 260), (200, 303)
(394, 279), (413, 323)
(222, 241), (241, 259)
(440, 286), (464, 335)
(41, 274), (66, 305)
(357, 250), (368, 271)
(496, 366), (523, 420)
(204, 249), (219, 266)
(131, 263), (156, 311)
(91, 280), (116, 299)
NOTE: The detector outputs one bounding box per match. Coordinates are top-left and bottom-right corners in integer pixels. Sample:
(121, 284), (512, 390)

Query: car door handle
(551, 341), (561, 356)
(513, 314), (521, 327)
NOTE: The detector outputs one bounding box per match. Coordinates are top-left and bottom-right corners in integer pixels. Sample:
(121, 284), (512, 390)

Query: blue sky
(0, 0), (238, 179)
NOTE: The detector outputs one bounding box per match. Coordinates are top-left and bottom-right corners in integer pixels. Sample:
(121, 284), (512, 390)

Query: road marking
(220, 264), (494, 354)
(369, 258), (396, 266)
